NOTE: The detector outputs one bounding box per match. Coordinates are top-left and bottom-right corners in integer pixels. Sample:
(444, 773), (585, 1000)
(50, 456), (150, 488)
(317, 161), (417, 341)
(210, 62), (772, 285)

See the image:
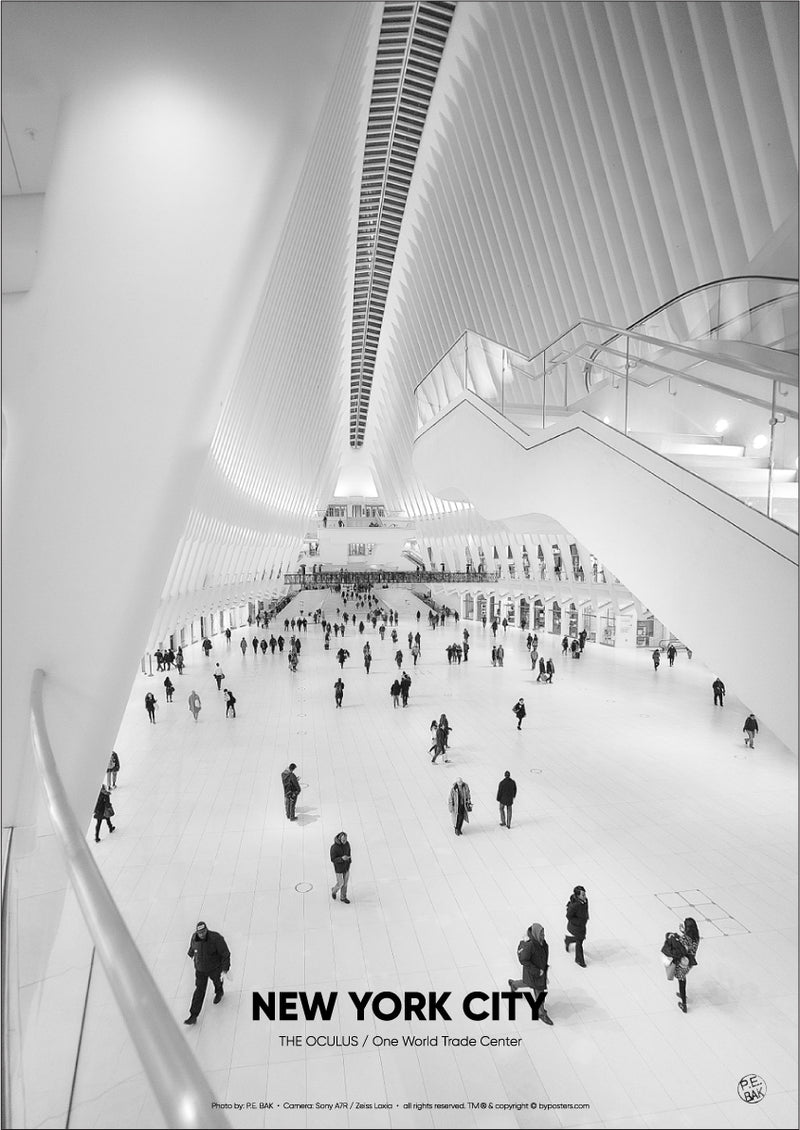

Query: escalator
(413, 296), (798, 752)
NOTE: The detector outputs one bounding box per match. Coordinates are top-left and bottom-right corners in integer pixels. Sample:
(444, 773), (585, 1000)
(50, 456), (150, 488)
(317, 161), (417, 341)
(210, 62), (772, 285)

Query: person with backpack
(512, 698), (526, 731)
(507, 924), (553, 1024)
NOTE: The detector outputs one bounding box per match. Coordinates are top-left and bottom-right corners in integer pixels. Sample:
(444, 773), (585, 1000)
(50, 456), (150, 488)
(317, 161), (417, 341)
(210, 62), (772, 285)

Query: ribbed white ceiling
(366, 0), (798, 516)
(350, 0), (456, 447)
(151, 0), (797, 641)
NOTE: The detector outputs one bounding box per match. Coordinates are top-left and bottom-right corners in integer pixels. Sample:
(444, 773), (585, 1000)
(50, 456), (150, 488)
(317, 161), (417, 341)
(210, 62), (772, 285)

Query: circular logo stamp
(737, 1074), (766, 1104)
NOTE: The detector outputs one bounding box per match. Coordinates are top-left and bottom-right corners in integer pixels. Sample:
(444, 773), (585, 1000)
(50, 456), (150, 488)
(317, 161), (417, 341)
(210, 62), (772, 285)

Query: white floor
(70, 590), (797, 1129)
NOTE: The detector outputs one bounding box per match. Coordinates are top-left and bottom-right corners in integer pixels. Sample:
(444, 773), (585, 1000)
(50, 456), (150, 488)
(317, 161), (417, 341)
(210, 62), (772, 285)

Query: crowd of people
(96, 581), (754, 1028)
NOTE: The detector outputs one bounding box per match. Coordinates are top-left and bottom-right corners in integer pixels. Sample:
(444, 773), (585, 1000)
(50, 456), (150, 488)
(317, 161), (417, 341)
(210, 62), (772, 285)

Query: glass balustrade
(415, 278), (798, 530)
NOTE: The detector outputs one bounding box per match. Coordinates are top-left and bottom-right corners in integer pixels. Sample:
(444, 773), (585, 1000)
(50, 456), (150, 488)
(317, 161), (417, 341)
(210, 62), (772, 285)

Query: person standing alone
(496, 771), (516, 828)
(281, 763), (301, 820)
(512, 698), (526, 730)
(448, 778), (472, 835)
(712, 677), (726, 706)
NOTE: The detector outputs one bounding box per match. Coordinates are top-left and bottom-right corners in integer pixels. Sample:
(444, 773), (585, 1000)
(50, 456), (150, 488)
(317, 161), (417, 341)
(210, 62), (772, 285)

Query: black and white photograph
(2, 2), (797, 1128)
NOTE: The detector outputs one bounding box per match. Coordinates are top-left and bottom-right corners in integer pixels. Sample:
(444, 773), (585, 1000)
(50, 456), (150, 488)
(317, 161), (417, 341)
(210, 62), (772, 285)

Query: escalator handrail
(28, 669), (229, 1130)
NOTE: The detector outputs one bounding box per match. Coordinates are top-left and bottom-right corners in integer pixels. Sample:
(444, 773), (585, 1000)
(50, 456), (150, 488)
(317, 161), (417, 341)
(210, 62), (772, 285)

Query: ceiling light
(752, 434), (768, 450)
(714, 418), (729, 434)
(602, 416), (610, 425)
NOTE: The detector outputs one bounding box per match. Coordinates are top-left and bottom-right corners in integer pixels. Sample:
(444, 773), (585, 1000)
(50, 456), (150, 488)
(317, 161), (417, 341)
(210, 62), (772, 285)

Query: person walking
(448, 778), (472, 835)
(164, 676), (175, 703)
(662, 918), (700, 1013)
(183, 921), (231, 1025)
(336, 647), (349, 669)
(202, 637), (213, 657)
(562, 635), (569, 656)
(712, 677), (726, 706)
(652, 647), (661, 671)
(530, 647), (538, 670)
(92, 784), (116, 842)
(330, 832), (352, 903)
(491, 645), (497, 667)
(400, 671), (412, 707)
(395, 648), (403, 669)
(144, 692), (157, 724)
(224, 689), (236, 717)
(667, 643), (677, 667)
(240, 637), (247, 657)
(390, 679), (401, 708)
(334, 677), (344, 708)
(564, 886), (589, 967)
(507, 924), (553, 1024)
(512, 698), (526, 730)
(188, 690), (202, 722)
(281, 763), (301, 820)
(212, 664), (225, 690)
(106, 751), (120, 790)
(496, 770), (516, 828)
(175, 649), (185, 675)
(496, 643), (505, 667)
(545, 657), (555, 683)
(743, 713), (759, 748)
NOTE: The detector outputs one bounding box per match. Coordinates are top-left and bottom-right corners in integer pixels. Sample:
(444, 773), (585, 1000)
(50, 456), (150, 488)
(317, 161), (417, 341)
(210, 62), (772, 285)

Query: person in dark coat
(334, 678), (344, 708)
(496, 770), (517, 828)
(330, 832), (352, 903)
(224, 689), (236, 717)
(712, 677), (726, 706)
(667, 643), (677, 667)
(390, 679), (401, 708)
(743, 713), (759, 748)
(565, 886), (589, 967)
(202, 637), (212, 656)
(674, 917), (700, 1013)
(144, 692), (157, 723)
(164, 676), (175, 702)
(652, 648), (661, 670)
(400, 671), (412, 706)
(240, 637), (248, 656)
(188, 690), (202, 722)
(93, 784), (116, 842)
(512, 698), (526, 730)
(184, 921), (231, 1024)
(281, 763), (301, 820)
(508, 923), (553, 1024)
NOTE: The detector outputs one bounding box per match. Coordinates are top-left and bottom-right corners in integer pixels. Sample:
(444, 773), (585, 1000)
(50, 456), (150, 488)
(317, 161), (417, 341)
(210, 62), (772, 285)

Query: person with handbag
(508, 923), (553, 1025)
(661, 918), (700, 1012)
(448, 778), (472, 835)
(93, 784), (115, 842)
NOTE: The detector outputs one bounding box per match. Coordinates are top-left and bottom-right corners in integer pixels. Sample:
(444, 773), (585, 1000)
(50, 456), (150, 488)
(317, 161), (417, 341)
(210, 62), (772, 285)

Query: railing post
(624, 335), (630, 436)
(767, 380), (777, 519)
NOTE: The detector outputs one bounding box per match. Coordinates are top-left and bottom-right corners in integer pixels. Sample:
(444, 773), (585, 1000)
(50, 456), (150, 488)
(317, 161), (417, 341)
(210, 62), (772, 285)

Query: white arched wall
(1, 3), (363, 831)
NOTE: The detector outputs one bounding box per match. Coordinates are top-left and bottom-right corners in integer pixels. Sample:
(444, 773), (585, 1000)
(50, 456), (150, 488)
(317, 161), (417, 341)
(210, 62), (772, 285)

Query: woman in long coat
(448, 778), (471, 835)
(508, 923), (553, 1024)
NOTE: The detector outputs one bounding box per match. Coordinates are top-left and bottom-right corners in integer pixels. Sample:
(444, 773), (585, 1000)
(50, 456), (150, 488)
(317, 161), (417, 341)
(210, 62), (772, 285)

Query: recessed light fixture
(602, 416), (610, 425)
(714, 418), (729, 434)
(752, 434), (768, 450)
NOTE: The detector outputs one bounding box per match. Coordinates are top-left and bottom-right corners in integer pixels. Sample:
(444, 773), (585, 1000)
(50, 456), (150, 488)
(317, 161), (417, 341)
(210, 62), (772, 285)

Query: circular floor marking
(295, 882), (313, 894)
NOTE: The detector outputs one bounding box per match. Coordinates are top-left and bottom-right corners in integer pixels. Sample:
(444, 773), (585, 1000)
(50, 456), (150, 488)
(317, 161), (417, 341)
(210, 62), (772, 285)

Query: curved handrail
(28, 670), (229, 1130)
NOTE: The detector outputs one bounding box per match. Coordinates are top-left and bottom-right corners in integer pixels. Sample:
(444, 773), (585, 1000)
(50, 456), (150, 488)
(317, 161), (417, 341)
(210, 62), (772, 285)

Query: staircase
(629, 432), (798, 529)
